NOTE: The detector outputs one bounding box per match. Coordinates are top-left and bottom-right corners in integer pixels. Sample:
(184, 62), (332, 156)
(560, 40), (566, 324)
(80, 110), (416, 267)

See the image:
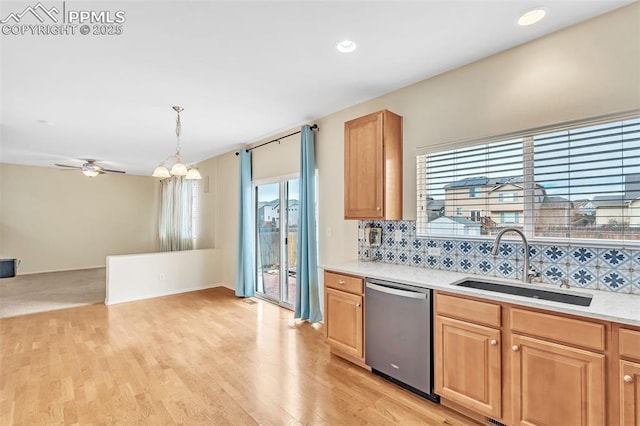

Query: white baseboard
(105, 282), (226, 305)
(18, 265), (106, 275)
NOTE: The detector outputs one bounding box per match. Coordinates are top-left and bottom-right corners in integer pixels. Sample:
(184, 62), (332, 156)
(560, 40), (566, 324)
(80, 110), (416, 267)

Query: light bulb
(170, 162), (188, 176)
(152, 166), (171, 178)
(186, 168), (202, 180)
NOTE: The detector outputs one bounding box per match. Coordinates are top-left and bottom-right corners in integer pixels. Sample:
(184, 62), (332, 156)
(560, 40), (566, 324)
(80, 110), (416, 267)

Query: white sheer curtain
(159, 176), (194, 251)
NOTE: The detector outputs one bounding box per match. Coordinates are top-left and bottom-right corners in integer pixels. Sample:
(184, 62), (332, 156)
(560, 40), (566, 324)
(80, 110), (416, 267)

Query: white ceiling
(0, 0), (635, 176)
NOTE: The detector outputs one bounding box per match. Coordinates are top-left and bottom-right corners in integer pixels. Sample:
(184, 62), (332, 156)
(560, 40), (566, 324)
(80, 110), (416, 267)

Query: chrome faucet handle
(526, 267), (541, 283)
(559, 278), (570, 289)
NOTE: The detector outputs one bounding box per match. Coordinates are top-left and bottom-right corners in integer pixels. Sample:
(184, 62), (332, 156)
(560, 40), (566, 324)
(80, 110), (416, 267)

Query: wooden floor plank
(1, 287), (479, 425)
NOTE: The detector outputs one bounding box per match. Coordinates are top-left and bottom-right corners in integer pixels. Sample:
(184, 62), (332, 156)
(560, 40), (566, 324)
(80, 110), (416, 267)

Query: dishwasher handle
(366, 282), (427, 300)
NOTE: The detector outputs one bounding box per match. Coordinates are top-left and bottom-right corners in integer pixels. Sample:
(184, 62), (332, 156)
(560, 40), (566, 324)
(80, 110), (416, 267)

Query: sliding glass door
(255, 177), (299, 308)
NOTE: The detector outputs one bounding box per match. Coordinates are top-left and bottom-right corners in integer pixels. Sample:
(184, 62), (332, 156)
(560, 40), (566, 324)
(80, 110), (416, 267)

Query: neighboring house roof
(430, 216), (481, 226)
(490, 182), (524, 192)
(541, 195), (572, 207)
(444, 177), (490, 188)
(592, 195), (628, 207)
(427, 199), (444, 211)
(625, 173), (640, 200)
(573, 199), (595, 208)
(443, 176), (525, 189)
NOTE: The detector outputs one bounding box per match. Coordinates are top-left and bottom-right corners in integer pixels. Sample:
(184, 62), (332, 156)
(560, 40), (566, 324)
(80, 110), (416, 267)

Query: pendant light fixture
(152, 106), (202, 179)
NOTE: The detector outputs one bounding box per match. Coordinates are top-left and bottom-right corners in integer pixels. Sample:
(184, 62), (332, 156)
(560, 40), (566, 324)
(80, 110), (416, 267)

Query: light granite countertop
(322, 260), (640, 327)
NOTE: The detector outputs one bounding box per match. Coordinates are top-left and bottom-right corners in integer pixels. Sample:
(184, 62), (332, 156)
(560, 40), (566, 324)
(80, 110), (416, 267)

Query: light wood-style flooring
(0, 287), (478, 425)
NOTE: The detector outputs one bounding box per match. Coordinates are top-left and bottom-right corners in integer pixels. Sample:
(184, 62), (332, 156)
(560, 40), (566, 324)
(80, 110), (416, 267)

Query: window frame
(415, 111), (640, 248)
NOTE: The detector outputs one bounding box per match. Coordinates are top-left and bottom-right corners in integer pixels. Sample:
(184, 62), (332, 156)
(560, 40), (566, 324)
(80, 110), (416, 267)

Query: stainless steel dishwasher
(365, 278), (439, 402)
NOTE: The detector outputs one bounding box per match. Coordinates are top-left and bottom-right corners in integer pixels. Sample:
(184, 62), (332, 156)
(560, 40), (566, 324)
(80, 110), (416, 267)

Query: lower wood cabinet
(435, 291), (611, 426)
(323, 271), (365, 366)
(620, 360), (640, 425)
(618, 325), (640, 425)
(511, 334), (605, 425)
(325, 288), (363, 359)
(435, 315), (502, 418)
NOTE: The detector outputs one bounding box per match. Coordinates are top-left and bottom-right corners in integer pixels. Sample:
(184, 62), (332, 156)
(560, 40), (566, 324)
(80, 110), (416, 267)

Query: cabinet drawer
(436, 293), (501, 327)
(324, 271), (363, 295)
(510, 308), (606, 352)
(620, 328), (640, 360)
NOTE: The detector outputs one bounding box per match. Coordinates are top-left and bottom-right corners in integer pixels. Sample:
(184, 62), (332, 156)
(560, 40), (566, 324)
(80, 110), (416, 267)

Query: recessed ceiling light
(336, 40), (357, 53)
(518, 8), (547, 26)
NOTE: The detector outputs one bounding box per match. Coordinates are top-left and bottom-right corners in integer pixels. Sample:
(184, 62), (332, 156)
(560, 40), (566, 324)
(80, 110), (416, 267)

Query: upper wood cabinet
(344, 110), (402, 220)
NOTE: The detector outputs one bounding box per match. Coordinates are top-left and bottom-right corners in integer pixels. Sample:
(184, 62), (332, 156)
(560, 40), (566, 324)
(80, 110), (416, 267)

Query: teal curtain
(295, 125), (322, 322)
(235, 149), (255, 297)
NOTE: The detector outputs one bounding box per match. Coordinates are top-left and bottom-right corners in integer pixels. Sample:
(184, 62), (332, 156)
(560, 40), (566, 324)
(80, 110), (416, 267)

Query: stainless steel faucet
(491, 227), (539, 283)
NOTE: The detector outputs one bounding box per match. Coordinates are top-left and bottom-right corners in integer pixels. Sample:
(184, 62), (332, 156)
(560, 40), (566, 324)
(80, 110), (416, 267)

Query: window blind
(417, 116), (640, 242)
(416, 138), (524, 237)
(533, 118), (640, 240)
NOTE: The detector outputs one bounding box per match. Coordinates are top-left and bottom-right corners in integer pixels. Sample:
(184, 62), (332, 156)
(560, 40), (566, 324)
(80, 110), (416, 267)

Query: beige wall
(0, 164), (160, 274)
(201, 151), (241, 288)
(197, 4), (640, 284)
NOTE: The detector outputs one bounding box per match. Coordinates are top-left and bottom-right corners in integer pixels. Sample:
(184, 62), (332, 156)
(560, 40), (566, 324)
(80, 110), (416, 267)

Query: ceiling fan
(54, 159), (126, 178)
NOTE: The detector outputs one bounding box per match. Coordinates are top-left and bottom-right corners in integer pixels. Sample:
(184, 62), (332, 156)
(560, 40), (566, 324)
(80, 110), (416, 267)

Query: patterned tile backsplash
(357, 220), (640, 294)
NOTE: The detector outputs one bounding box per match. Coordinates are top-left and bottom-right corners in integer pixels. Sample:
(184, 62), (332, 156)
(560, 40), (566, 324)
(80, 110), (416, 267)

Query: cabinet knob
(490, 339), (498, 346)
(376, 207), (381, 211)
(624, 375), (634, 383)
(512, 345), (520, 352)
(355, 303), (361, 308)
(338, 280), (346, 285)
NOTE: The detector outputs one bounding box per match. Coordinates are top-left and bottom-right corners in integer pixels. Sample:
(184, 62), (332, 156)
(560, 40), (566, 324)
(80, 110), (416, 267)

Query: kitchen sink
(452, 279), (593, 307)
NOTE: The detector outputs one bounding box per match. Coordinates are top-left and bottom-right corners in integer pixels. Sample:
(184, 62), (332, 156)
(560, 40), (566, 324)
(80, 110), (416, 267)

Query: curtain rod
(235, 124), (319, 156)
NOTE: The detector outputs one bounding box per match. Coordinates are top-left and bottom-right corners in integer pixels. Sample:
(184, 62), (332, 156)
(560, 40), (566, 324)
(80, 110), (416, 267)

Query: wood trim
(329, 347), (370, 370)
(324, 271), (364, 295)
(619, 328), (640, 360)
(382, 110), (403, 220)
(510, 307), (606, 352)
(436, 291), (501, 327)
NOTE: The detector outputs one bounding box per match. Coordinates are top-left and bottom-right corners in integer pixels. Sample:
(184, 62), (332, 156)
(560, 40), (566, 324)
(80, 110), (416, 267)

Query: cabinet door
(435, 315), (502, 418)
(511, 334), (605, 426)
(344, 111), (384, 219)
(620, 360), (640, 426)
(325, 288), (363, 359)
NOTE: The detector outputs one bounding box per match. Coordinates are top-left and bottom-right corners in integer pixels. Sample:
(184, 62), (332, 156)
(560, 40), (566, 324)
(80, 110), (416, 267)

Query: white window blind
(533, 118), (640, 240)
(416, 116), (640, 242)
(416, 138), (523, 237)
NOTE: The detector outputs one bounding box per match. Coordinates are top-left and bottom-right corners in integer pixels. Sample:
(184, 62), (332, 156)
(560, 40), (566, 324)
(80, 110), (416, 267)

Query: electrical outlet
(327, 227), (333, 237)
(159, 273), (165, 281)
(427, 247), (441, 256)
(359, 229), (365, 240)
(394, 230), (402, 241)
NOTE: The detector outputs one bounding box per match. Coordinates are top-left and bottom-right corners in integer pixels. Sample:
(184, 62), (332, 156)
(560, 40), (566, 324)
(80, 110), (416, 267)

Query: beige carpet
(0, 268), (106, 318)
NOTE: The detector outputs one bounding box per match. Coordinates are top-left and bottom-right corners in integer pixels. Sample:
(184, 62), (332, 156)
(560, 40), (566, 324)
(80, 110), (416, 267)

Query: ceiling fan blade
(102, 168), (126, 174)
(55, 163), (82, 169)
